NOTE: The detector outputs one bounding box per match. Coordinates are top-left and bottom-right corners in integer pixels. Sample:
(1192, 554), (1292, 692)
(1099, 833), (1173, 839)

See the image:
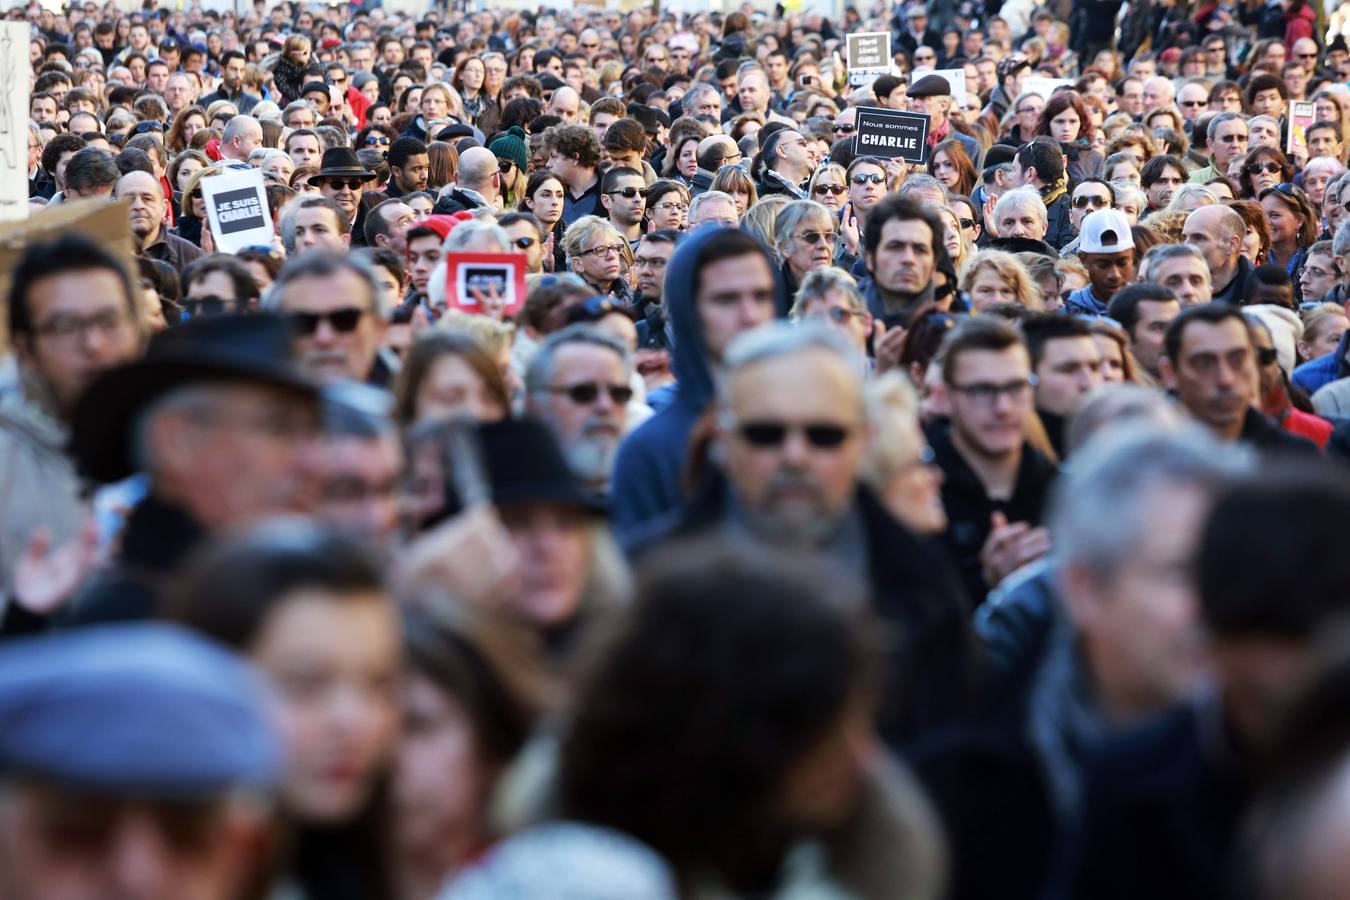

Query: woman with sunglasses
(1260, 183), (1321, 293)
(1238, 146), (1294, 199)
(521, 170), (568, 270)
(357, 123), (397, 152)
(563, 216), (635, 307)
(808, 163), (848, 213)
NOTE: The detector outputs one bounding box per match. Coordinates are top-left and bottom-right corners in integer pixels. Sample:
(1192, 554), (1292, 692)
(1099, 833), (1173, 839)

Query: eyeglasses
(34, 308), (131, 342)
(580, 243), (624, 258)
(288, 307), (366, 335)
(833, 123), (856, 134)
(1256, 346), (1279, 366)
(737, 420), (852, 449)
(497, 159), (516, 174)
(1304, 264), (1338, 281)
(1297, 51), (1319, 60)
(606, 186), (648, 199)
(821, 307), (862, 323)
(850, 173), (886, 185)
(957, 217), (976, 229)
(1246, 162), (1283, 176)
(181, 296), (239, 317)
(546, 381), (634, 405)
(580, 41), (600, 50)
(512, 236), (538, 249)
(652, 202), (687, 213)
(365, 135), (390, 146)
(795, 229), (837, 245)
(949, 376), (1037, 405)
(1072, 194), (1111, 209)
(813, 184), (847, 196)
(1179, 99), (1207, 108)
(319, 177), (366, 191)
(635, 255), (668, 269)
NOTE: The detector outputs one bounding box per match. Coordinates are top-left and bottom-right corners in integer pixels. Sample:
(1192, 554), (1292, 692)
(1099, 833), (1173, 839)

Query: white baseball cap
(1078, 208), (1134, 254)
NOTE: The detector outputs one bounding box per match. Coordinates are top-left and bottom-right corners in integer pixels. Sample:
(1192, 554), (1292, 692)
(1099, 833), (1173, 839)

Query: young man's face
(1034, 335), (1103, 416)
(695, 252), (776, 363)
(1079, 249), (1136, 300)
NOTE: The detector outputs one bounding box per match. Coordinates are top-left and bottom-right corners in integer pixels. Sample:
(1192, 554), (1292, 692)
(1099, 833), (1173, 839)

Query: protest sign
(200, 166), (273, 254)
(1289, 100), (1316, 158)
(1021, 76), (1073, 100)
(846, 31), (891, 87)
(911, 67), (968, 105)
(0, 22), (32, 223)
(443, 253), (528, 318)
(855, 106), (930, 164)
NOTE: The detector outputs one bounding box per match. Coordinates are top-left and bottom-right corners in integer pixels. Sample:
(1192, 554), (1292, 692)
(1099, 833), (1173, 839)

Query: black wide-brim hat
(316, 146), (376, 179)
(70, 313), (318, 484)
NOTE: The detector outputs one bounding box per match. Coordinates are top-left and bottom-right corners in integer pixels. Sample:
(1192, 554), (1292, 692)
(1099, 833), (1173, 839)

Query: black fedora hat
(316, 146), (376, 180)
(69, 314), (318, 484)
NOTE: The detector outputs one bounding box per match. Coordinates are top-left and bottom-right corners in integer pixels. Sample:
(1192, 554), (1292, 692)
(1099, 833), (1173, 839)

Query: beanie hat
(489, 126), (529, 172)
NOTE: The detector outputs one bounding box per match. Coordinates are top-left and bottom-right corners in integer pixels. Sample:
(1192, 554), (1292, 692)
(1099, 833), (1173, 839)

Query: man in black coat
(635, 321), (981, 746)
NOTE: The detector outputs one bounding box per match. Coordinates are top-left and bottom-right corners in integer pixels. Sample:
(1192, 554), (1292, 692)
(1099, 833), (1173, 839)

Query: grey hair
(248, 147), (289, 167)
(443, 220), (513, 253)
(683, 81), (721, 109)
(264, 250), (385, 316)
(524, 324), (633, 395)
(899, 173), (947, 198)
(1051, 420), (1251, 577)
(1166, 184), (1218, 212)
(772, 199), (834, 261)
(790, 268), (866, 320)
(1109, 180), (1147, 212)
(1139, 242), (1209, 282)
(1334, 220), (1350, 259)
(688, 190), (737, 224)
(721, 321), (864, 410)
(994, 187), (1047, 226)
(1206, 111), (1245, 142)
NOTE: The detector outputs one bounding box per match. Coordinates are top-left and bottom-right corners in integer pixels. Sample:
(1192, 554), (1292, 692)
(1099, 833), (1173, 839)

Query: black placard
(211, 186), (266, 235)
(854, 106), (930, 164)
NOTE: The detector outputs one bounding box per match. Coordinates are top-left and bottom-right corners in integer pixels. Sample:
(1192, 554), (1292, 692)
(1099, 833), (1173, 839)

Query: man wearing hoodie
(610, 227), (783, 535)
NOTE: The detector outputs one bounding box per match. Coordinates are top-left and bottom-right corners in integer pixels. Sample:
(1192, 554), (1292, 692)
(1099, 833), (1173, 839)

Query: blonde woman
(937, 206), (973, 274)
(807, 162), (848, 213)
(562, 215), (633, 302)
(861, 372), (947, 536)
(958, 249), (1041, 312)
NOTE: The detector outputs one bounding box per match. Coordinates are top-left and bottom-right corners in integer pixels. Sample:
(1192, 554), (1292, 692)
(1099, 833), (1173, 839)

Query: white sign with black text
(201, 166), (274, 254)
(0, 23), (32, 222)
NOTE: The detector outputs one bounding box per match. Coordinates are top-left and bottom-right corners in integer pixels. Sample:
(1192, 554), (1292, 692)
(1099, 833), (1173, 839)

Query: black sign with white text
(854, 107), (930, 164)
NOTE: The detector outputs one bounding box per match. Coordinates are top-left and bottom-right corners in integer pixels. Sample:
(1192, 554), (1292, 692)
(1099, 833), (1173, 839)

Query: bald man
(435, 146), (502, 214)
(547, 85), (581, 123)
(1182, 205), (1253, 305)
(691, 134), (742, 193)
(219, 115), (263, 164)
(1141, 76), (1175, 113)
(115, 170), (204, 270)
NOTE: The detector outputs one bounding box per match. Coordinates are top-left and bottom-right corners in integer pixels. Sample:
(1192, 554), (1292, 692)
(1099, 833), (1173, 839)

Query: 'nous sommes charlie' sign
(854, 107), (931, 165)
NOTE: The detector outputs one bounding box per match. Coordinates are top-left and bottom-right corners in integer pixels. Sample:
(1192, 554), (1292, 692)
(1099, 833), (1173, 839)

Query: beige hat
(1246, 304), (1305, 375)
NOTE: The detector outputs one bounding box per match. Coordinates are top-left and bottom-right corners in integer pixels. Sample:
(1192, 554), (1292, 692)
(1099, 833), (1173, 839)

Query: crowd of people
(8, 0), (1350, 897)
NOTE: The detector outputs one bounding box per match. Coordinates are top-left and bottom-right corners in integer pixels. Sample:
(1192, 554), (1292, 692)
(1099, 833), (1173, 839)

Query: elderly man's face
(529, 342), (630, 487)
(720, 347), (865, 543)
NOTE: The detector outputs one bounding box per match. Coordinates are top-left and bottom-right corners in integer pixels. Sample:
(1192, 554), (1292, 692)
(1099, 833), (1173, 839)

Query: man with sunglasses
(599, 166), (648, 248)
(646, 320), (977, 743)
(754, 127), (813, 199)
(525, 325), (634, 494)
(1186, 112), (1248, 185)
(311, 147), (378, 247)
(182, 256), (261, 318)
(267, 253), (387, 386)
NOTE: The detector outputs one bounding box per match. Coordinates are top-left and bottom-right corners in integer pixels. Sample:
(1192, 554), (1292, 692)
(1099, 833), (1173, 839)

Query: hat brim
(71, 353), (317, 484)
(493, 482), (607, 516)
(315, 167), (377, 179)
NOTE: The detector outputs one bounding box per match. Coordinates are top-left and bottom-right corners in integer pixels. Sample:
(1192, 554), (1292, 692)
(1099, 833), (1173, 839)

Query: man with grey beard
(525, 325), (633, 494)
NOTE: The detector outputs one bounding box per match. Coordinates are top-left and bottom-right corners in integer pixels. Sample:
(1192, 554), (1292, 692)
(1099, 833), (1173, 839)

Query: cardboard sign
(443, 253), (527, 318)
(200, 166), (273, 254)
(846, 31), (891, 87)
(855, 106), (930, 164)
(1021, 76), (1073, 101)
(1289, 100), (1316, 158)
(0, 22), (32, 223)
(911, 67), (968, 105)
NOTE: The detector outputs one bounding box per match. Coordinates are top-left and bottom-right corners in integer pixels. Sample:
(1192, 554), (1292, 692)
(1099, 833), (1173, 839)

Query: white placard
(200, 166), (274, 254)
(847, 31), (892, 88)
(0, 23), (32, 223)
(1021, 77), (1074, 101)
(911, 67), (968, 105)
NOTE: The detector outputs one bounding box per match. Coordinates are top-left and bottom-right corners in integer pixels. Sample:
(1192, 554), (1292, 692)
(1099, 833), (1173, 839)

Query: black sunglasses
(1247, 161), (1283, 175)
(834, 123), (856, 134)
(813, 184), (847, 196)
(1256, 346), (1279, 366)
(606, 186), (648, 199)
(365, 135), (390, 146)
(497, 159), (516, 174)
(739, 420), (850, 449)
(513, 236), (537, 249)
(796, 229), (836, 245)
(288, 307), (365, 335)
(1072, 194), (1110, 208)
(180, 296), (237, 317)
(850, 173), (885, 185)
(547, 381), (634, 405)
(319, 177), (367, 191)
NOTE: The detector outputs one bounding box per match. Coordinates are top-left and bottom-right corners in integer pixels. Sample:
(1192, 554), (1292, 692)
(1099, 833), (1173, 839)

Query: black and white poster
(846, 31), (891, 88)
(201, 166), (274, 254)
(854, 107), (930, 164)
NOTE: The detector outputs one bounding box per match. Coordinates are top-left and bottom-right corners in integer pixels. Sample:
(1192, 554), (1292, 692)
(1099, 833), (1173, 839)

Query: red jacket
(1283, 407), (1332, 448)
